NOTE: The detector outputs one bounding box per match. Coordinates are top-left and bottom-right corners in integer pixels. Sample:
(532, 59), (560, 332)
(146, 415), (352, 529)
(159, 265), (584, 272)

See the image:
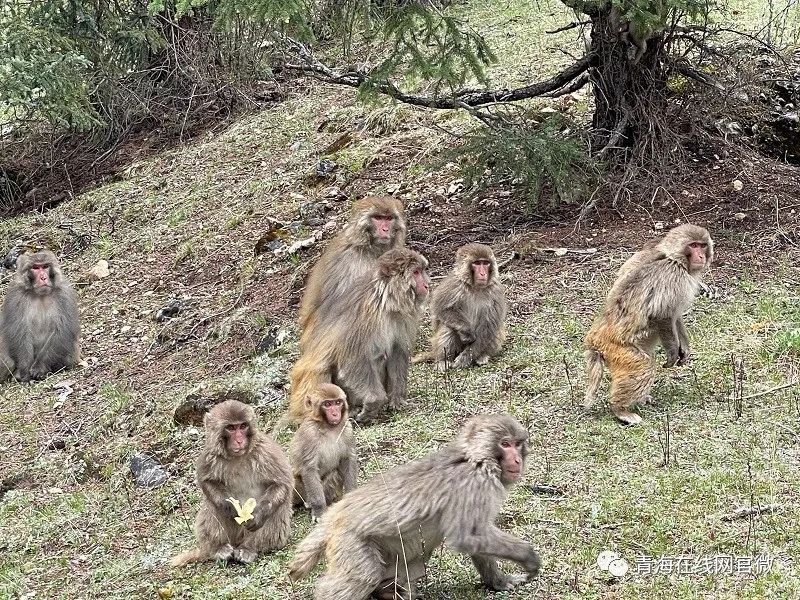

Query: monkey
(0, 250), (80, 383)
(584, 224), (714, 425)
(413, 243), (507, 371)
(298, 195), (407, 338)
(285, 247), (430, 427)
(288, 413), (540, 600)
(170, 400), (293, 566)
(290, 383), (358, 521)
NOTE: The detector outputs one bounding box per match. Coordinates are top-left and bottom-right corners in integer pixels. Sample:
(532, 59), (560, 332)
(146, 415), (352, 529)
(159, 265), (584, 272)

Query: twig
(721, 504), (783, 521)
(740, 381), (798, 401)
(546, 21), (590, 34)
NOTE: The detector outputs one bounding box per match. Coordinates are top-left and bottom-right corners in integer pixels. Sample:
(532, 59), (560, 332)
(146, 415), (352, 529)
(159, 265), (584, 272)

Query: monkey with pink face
(0, 250), (80, 383)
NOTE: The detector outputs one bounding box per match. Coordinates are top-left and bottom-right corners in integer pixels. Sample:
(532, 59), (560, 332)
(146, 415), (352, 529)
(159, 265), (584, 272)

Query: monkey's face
(27, 262), (54, 295)
(224, 422), (251, 456)
(370, 212), (397, 245)
(498, 437), (528, 485)
(471, 259), (492, 286)
(411, 263), (430, 299)
(686, 240), (711, 274)
(320, 396), (346, 426)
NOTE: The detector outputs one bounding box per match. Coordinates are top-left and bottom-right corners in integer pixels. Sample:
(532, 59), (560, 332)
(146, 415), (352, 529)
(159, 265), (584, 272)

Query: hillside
(2, 1), (800, 599)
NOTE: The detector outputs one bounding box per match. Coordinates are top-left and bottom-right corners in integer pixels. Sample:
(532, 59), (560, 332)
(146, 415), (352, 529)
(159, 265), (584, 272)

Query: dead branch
(275, 32), (593, 109)
(546, 21), (590, 34)
(542, 73), (590, 98)
(721, 504), (783, 521)
(671, 61), (725, 91)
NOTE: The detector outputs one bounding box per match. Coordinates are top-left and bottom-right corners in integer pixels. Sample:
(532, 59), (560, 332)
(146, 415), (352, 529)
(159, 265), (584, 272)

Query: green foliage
(448, 112), (600, 210)
(369, 4), (495, 92)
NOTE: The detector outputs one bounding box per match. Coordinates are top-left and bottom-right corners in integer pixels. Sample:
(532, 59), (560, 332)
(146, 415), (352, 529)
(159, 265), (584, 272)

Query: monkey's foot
(612, 409), (643, 426)
(475, 355), (491, 366)
(388, 396), (408, 410)
(233, 548), (258, 564)
(213, 544), (235, 561)
(641, 394), (654, 406)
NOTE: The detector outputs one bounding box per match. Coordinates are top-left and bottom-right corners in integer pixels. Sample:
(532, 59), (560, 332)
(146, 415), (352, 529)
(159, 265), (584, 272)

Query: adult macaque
(290, 383), (358, 521)
(171, 400), (292, 566)
(0, 250), (79, 383)
(298, 195), (406, 337)
(288, 248), (430, 424)
(584, 224), (714, 425)
(414, 243), (507, 370)
(288, 414), (540, 600)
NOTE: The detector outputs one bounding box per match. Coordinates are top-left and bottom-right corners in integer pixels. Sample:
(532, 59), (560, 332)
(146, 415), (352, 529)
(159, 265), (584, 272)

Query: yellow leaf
(227, 496), (257, 525)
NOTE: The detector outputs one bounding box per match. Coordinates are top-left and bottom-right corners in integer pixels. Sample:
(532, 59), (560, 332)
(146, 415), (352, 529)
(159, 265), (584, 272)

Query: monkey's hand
(676, 346), (691, 366)
(242, 506), (266, 532)
(520, 548), (541, 576)
(458, 329), (475, 344)
(310, 505), (326, 523)
(388, 395), (407, 410)
(484, 573), (528, 591)
(452, 351), (474, 369)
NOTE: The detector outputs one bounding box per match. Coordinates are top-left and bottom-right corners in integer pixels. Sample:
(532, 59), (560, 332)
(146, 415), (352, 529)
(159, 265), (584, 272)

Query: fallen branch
(721, 504), (783, 521)
(276, 31), (594, 109)
(671, 61), (725, 91)
(738, 381), (799, 401)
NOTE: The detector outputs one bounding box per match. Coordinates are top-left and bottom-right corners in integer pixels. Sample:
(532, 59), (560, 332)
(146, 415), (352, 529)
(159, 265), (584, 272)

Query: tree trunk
(589, 5), (668, 156)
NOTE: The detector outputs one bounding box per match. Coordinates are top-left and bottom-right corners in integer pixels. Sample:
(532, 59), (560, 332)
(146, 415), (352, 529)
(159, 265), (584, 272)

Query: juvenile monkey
(414, 243), (507, 370)
(290, 383), (358, 521)
(584, 224), (714, 425)
(298, 195), (406, 338)
(288, 414), (540, 600)
(287, 248), (430, 425)
(171, 400), (292, 566)
(0, 250), (80, 382)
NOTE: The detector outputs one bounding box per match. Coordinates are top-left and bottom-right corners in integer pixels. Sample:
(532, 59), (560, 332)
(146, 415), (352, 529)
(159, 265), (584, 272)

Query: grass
(2, 0), (800, 598)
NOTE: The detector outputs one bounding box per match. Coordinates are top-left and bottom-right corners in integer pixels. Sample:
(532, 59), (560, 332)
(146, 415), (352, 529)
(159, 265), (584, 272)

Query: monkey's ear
(304, 395), (314, 409)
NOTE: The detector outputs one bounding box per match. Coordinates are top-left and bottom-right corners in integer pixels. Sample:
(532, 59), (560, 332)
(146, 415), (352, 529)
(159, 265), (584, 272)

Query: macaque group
(584, 224), (714, 425)
(0, 250), (80, 383)
(4, 199), (725, 595)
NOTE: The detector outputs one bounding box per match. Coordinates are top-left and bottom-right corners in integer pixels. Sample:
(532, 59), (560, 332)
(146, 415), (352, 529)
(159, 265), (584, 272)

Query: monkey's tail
(583, 349), (605, 407)
(288, 521), (329, 582)
(169, 547), (208, 567)
(411, 351), (434, 364)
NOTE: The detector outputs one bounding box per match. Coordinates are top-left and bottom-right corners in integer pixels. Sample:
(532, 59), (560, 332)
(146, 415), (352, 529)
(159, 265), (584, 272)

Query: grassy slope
(2, 1), (800, 599)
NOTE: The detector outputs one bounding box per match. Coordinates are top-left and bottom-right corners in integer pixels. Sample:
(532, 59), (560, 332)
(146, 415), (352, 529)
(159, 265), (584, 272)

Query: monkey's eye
(500, 440), (512, 448)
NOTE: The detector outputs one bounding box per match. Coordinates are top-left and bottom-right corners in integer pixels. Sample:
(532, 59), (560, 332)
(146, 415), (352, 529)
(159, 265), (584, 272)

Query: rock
(2, 245), (25, 270)
(315, 159), (338, 178)
(154, 299), (184, 322)
(130, 453), (169, 488)
(47, 438), (67, 450)
(87, 260), (110, 280)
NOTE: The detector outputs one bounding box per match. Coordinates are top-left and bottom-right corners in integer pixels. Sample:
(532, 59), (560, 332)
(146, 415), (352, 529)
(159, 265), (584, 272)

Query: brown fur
(288, 414), (540, 600)
(584, 224), (714, 425)
(287, 248), (430, 425)
(290, 384), (358, 521)
(0, 250), (80, 382)
(414, 243), (507, 370)
(298, 196), (406, 339)
(170, 400), (292, 566)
